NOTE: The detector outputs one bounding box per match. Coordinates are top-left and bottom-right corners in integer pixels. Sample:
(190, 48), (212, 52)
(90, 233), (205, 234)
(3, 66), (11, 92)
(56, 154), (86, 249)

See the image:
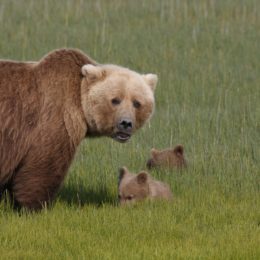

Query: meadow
(0, 0), (259, 258)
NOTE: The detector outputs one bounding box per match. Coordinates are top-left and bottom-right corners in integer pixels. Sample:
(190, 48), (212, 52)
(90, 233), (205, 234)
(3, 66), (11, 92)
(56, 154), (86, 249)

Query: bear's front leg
(10, 168), (65, 210)
(9, 152), (71, 211)
(10, 168), (66, 210)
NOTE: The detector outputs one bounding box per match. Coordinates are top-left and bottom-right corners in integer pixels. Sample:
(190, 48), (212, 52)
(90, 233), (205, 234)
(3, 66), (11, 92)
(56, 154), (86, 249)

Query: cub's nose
(118, 118), (133, 131)
(146, 158), (155, 169)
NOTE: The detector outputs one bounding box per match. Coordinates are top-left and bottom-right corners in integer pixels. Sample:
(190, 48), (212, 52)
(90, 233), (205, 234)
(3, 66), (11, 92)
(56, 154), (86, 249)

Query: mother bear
(0, 49), (158, 210)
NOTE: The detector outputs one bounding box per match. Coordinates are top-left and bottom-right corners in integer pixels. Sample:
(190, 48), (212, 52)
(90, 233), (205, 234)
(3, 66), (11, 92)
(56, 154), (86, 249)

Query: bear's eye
(118, 195), (121, 200)
(111, 98), (121, 105)
(133, 100), (141, 109)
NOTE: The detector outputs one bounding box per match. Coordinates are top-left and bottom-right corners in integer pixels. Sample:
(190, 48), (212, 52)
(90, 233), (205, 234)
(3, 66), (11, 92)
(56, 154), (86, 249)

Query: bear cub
(146, 145), (187, 170)
(118, 167), (172, 205)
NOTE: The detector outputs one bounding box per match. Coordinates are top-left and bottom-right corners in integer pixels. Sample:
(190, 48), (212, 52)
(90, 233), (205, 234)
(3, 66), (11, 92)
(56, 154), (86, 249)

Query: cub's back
(149, 179), (173, 200)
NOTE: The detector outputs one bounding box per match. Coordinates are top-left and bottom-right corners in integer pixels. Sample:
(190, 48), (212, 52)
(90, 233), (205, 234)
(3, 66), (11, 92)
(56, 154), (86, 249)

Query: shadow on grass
(0, 184), (117, 212)
(58, 184), (116, 207)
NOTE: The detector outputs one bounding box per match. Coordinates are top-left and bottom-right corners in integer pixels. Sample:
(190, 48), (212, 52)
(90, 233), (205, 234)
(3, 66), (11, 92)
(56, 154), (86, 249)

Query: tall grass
(0, 0), (259, 259)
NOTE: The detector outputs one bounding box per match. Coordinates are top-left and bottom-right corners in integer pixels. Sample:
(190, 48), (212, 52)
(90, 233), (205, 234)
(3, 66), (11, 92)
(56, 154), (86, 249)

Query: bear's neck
(80, 79), (99, 137)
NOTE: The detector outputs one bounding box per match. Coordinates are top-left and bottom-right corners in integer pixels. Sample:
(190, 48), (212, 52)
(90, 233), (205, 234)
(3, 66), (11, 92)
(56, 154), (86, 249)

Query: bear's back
(0, 61), (40, 182)
(0, 49), (92, 185)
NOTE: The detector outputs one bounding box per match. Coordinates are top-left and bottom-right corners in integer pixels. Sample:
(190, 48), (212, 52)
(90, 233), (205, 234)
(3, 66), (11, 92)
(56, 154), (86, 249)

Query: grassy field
(0, 0), (259, 258)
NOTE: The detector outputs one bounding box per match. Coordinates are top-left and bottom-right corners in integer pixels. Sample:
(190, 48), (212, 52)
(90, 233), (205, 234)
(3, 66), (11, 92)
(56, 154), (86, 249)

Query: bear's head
(146, 145), (187, 169)
(118, 167), (150, 205)
(81, 64), (157, 142)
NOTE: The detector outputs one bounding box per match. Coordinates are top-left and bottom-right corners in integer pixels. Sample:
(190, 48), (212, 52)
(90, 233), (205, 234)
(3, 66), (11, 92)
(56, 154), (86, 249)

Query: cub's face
(146, 145), (187, 169)
(118, 167), (150, 205)
(81, 64), (157, 142)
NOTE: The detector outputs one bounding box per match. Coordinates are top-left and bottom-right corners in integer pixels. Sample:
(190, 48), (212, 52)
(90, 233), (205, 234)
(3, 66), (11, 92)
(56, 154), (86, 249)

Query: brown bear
(0, 49), (158, 210)
(118, 167), (172, 205)
(146, 145), (187, 170)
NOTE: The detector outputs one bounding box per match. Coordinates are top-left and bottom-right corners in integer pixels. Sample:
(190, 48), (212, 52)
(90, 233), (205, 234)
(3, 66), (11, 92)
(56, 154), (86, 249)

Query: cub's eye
(133, 100), (141, 109)
(111, 98), (121, 105)
(126, 195), (134, 200)
(118, 195), (121, 200)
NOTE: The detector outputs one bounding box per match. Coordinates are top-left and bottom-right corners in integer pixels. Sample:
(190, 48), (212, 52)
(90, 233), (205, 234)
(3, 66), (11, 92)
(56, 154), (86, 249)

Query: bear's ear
(137, 171), (149, 184)
(151, 148), (159, 158)
(118, 166), (128, 182)
(173, 145), (184, 157)
(81, 64), (106, 82)
(143, 74), (158, 92)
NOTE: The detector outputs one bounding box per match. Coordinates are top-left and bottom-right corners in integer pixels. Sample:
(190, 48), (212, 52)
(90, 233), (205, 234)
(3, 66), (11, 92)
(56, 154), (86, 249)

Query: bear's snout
(117, 118), (133, 132)
(111, 118), (133, 143)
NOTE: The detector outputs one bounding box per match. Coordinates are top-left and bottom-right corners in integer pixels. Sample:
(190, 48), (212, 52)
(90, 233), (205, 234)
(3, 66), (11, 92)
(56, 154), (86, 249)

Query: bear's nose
(118, 118), (133, 131)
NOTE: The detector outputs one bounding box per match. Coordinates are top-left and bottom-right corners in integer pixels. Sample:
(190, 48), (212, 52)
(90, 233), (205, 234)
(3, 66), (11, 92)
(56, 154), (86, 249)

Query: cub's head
(118, 167), (150, 205)
(81, 64), (157, 142)
(146, 145), (187, 170)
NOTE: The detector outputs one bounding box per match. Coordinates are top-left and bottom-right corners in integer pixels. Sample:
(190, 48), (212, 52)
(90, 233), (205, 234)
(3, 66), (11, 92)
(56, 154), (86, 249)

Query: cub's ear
(151, 148), (159, 158)
(118, 167), (128, 182)
(173, 145), (184, 157)
(143, 74), (158, 92)
(137, 171), (149, 184)
(81, 64), (106, 81)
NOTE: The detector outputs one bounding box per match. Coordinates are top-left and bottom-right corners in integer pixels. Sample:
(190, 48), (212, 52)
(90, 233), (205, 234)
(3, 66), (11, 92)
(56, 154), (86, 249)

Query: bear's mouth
(113, 132), (131, 143)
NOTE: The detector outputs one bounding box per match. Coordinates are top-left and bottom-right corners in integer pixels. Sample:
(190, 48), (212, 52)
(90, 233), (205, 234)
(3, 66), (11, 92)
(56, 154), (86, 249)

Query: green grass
(0, 0), (259, 259)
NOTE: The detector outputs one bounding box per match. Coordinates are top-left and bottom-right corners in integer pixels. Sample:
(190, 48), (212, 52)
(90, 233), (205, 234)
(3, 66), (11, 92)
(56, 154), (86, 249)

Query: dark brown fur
(0, 49), (93, 210)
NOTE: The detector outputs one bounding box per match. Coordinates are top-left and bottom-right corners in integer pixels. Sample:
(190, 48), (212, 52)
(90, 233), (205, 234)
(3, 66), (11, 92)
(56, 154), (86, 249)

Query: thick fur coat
(0, 49), (92, 209)
(0, 49), (157, 210)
